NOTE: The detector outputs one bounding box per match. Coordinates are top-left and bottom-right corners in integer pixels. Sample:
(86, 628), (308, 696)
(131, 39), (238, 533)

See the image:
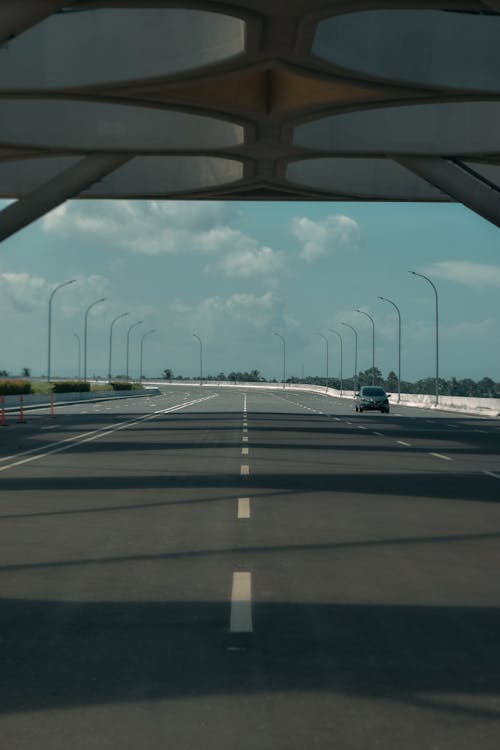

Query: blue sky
(1, 198), (499, 382)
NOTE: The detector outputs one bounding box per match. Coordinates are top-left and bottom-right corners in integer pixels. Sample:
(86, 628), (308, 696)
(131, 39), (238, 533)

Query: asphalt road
(1, 386), (500, 749)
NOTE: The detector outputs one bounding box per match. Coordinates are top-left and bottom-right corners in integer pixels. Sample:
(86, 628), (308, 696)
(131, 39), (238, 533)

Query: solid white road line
(484, 471), (500, 480)
(238, 498), (250, 519)
(429, 452), (453, 461)
(230, 572), (253, 633)
(241, 465), (250, 476)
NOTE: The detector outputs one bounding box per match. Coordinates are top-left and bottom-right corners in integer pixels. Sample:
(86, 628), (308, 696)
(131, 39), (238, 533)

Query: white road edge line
(0, 394), (218, 473)
(429, 452), (453, 461)
(230, 572), (253, 633)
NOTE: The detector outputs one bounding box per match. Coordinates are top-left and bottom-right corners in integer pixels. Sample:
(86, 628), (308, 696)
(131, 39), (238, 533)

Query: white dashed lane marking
(397, 440), (412, 447)
(237, 498), (250, 519)
(230, 572), (253, 633)
(240, 465), (250, 476)
(429, 452), (453, 461)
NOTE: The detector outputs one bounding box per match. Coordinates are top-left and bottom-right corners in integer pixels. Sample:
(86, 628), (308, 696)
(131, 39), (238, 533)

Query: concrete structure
(1, 2), (500, 239)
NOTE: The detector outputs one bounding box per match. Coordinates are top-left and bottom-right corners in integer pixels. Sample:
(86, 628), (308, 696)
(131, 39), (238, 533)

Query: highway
(0, 385), (500, 749)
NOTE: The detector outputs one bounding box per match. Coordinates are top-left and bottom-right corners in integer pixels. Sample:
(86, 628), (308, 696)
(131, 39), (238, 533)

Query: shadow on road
(1, 597), (500, 721)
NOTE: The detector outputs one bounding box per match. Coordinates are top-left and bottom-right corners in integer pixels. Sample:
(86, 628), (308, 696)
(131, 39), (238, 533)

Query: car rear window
(361, 387), (386, 396)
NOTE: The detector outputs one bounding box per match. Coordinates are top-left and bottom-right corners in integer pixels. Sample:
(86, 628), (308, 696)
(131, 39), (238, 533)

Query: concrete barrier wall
(395, 392), (500, 415)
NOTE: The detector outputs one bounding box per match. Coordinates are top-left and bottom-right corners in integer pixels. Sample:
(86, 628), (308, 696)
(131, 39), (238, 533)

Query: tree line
(162, 367), (500, 397)
(290, 368), (500, 398)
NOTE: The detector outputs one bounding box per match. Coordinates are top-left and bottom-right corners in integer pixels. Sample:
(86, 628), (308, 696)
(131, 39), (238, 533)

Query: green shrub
(52, 381), (91, 393)
(110, 382), (133, 390)
(0, 380), (32, 396)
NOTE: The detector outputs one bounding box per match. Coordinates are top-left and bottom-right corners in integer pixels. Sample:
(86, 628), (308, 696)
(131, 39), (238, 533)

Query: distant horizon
(1, 198), (499, 384)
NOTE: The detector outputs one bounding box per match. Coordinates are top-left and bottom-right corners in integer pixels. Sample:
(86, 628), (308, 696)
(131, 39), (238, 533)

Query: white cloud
(425, 261), (500, 287)
(216, 244), (284, 278)
(43, 200), (284, 278)
(0, 270), (112, 319)
(170, 291), (286, 336)
(43, 200), (237, 255)
(0, 271), (47, 313)
(291, 213), (361, 262)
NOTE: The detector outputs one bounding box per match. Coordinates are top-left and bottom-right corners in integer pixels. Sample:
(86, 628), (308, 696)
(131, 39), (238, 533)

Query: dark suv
(355, 386), (390, 413)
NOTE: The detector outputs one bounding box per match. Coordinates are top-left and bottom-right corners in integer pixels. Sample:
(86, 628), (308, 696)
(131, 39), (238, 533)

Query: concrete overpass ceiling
(79, 156), (245, 198)
(286, 158), (448, 201)
(293, 102), (500, 156)
(0, 99), (244, 151)
(1, 1), (500, 237)
(0, 156), (245, 198)
(0, 7), (247, 88)
(313, 9), (500, 93)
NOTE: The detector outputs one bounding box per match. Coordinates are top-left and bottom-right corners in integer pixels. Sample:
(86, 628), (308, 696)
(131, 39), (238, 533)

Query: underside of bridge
(1, 1), (500, 240)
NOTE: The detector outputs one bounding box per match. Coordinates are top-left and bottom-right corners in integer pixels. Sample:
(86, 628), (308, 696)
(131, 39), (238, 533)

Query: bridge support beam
(396, 156), (500, 230)
(0, 154), (130, 244)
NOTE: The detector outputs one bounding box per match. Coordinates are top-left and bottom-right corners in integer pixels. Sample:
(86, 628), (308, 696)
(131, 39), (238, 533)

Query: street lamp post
(108, 312), (129, 380)
(273, 331), (286, 389)
(73, 332), (81, 380)
(328, 328), (343, 395)
(83, 297), (107, 382)
(410, 270), (439, 406)
(192, 333), (203, 384)
(47, 279), (76, 381)
(140, 329), (156, 380)
(354, 309), (376, 385)
(126, 321), (143, 381)
(341, 322), (358, 392)
(315, 333), (329, 391)
(378, 296), (402, 403)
